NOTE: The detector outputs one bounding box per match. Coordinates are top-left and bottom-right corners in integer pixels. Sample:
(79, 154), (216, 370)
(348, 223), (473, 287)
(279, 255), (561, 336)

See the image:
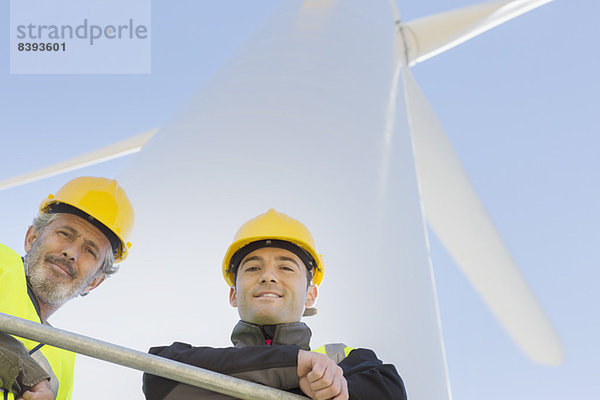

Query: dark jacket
(142, 321), (406, 399)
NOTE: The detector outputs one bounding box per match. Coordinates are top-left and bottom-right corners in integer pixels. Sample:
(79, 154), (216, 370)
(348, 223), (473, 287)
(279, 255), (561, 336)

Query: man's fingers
(298, 349), (322, 377)
(298, 376), (315, 398)
(19, 385), (54, 400)
(311, 384), (339, 400)
(312, 373), (348, 400)
(306, 358), (327, 383)
(333, 374), (349, 400)
(20, 380), (54, 400)
(308, 362), (337, 390)
(298, 351), (348, 400)
(21, 392), (42, 400)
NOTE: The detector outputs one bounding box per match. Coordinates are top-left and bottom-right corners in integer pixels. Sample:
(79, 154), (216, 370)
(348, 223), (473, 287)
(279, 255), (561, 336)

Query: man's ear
(305, 285), (318, 308)
(229, 286), (238, 308)
(24, 226), (38, 252)
(80, 274), (106, 296)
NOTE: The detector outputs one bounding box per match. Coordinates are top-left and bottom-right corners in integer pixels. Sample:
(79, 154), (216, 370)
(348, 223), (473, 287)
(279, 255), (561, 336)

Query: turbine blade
(0, 128), (157, 191)
(402, 66), (564, 365)
(402, 0), (553, 65)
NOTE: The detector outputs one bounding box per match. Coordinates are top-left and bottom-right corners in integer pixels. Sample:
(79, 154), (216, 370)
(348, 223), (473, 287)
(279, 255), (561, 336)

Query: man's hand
(19, 380), (54, 400)
(297, 350), (348, 400)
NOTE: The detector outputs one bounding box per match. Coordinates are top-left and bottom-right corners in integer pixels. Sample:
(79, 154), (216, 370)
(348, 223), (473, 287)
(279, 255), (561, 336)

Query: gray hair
(31, 212), (118, 277)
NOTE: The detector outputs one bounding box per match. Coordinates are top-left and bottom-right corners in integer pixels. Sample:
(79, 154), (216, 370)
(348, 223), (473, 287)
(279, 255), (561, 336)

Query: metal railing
(0, 312), (307, 400)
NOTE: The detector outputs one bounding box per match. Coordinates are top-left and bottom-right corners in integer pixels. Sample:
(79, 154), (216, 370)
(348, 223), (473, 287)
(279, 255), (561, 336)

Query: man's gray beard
(25, 241), (93, 306)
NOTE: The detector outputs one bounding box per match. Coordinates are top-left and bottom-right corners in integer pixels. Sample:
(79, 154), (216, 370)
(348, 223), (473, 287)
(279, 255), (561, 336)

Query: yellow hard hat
(223, 209), (324, 287)
(39, 177), (134, 262)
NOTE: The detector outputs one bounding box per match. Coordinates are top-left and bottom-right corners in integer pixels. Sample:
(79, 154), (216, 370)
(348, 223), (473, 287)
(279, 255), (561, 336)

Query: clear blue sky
(1, 1), (598, 399)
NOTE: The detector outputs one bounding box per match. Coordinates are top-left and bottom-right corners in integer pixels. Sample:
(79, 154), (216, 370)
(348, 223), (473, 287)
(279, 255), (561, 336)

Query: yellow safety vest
(312, 343), (355, 363)
(0, 243), (75, 400)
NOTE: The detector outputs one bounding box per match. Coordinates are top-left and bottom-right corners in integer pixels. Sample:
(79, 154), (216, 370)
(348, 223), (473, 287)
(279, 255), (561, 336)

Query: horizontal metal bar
(0, 312), (307, 400)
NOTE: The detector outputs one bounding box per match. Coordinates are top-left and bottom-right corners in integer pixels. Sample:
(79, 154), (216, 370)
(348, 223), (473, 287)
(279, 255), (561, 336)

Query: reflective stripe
(30, 347), (60, 398)
(312, 343), (355, 363)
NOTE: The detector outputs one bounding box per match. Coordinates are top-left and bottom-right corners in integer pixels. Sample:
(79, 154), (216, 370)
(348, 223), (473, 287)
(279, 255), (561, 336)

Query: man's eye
(280, 265), (295, 271)
(244, 266), (260, 272)
(58, 231), (71, 238)
(87, 248), (97, 258)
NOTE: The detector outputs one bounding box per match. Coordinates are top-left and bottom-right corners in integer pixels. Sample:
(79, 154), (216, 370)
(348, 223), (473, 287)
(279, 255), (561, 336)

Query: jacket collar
(231, 320), (312, 350)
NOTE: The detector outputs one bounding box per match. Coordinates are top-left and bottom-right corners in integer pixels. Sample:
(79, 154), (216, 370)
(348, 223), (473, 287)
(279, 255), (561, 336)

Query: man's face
(229, 247), (317, 325)
(24, 213), (110, 306)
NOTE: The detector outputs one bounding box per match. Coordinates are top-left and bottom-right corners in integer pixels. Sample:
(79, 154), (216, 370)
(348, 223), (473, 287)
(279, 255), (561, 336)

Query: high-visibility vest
(0, 243), (75, 400)
(312, 343), (355, 363)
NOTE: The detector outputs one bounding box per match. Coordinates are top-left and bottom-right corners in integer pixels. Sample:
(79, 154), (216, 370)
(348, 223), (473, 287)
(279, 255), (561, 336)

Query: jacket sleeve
(0, 332), (50, 396)
(142, 342), (302, 400)
(339, 348), (407, 400)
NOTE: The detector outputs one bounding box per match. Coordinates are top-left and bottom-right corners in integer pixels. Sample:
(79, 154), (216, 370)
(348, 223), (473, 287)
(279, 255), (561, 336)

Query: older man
(143, 209), (406, 399)
(0, 177), (134, 400)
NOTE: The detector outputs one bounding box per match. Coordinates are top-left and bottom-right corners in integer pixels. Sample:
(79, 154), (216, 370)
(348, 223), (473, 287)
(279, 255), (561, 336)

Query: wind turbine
(0, 1), (562, 399)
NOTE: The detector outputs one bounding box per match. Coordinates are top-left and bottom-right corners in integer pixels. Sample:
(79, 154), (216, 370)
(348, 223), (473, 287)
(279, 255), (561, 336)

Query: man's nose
(61, 243), (79, 261)
(259, 265), (278, 283)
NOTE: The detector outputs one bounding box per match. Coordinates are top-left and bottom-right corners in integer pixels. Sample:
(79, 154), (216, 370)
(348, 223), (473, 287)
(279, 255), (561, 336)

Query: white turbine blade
(402, 66), (563, 365)
(0, 128), (157, 191)
(402, 0), (553, 65)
